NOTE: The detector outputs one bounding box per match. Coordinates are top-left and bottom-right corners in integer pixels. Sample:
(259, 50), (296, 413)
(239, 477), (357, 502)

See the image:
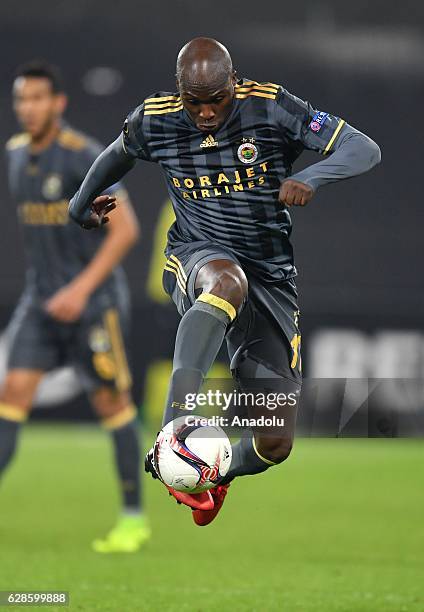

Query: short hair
(14, 61), (64, 93)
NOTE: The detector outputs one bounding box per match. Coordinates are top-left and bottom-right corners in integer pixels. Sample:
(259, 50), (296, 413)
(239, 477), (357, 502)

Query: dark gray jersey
(5, 125), (127, 298)
(123, 78), (346, 282)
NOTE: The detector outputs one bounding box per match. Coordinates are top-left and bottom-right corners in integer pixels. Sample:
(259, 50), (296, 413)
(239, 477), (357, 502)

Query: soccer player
(1, 62), (151, 551)
(68, 38), (381, 526)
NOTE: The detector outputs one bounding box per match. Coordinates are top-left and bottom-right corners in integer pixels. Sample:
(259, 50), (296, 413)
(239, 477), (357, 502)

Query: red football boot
(192, 484), (230, 526)
(166, 486), (214, 511)
(145, 447), (214, 510)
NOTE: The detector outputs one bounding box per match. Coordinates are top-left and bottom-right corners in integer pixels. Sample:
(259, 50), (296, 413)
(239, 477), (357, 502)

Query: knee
(197, 262), (248, 312)
(256, 437), (293, 464)
(0, 376), (21, 403)
(91, 388), (130, 419)
(0, 373), (38, 412)
(218, 267), (248, 310)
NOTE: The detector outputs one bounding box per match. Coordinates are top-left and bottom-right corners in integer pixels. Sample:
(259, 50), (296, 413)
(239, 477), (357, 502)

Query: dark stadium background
(0, 0), (422, 433)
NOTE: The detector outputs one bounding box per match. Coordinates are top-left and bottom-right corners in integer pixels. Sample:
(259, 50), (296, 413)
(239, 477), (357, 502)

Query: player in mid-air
(0, 62), (150, 551)
(69, 38), (381, 526)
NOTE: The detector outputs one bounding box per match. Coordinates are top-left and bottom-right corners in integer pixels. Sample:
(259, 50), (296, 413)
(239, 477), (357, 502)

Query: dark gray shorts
(163, 241), (302, 384)
(6, 286), (132, 393)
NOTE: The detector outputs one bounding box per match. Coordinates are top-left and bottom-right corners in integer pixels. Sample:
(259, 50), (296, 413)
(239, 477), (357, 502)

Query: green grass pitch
(0, 425), (423, 612)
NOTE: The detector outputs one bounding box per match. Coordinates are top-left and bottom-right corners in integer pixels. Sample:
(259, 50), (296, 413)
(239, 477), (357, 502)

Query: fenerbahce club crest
(42, 173), (63, 200)
(237, 137), (259, 164)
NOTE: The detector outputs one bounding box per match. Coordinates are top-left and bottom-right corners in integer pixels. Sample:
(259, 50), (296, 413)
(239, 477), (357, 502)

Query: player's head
(176, 38), (236, 133)
(12, 61), (67, 140)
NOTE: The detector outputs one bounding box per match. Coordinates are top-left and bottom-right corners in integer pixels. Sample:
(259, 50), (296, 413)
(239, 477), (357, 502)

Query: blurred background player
(0, 61), (150, 553)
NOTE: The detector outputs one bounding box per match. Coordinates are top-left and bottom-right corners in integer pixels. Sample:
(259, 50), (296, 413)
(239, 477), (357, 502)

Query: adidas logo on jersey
(200, 134), (218, 148)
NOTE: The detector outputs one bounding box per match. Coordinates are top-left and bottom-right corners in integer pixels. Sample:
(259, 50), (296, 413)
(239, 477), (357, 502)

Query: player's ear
(231, 69), (237, 86)
(55, 92), (68, 116)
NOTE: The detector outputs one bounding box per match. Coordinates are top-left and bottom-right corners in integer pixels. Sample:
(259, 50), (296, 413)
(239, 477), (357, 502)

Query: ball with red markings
(153, 416), (232, 493)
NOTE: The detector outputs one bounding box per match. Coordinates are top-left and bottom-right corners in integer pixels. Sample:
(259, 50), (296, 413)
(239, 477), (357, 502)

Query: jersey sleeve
(73, 139), (127, 197)
(275, 87), (346, 155)
(122, 104), (151, 161)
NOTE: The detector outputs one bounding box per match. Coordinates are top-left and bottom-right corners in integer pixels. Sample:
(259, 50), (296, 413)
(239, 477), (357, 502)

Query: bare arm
(46, 191), (140, 322)
(73, 191), (139, 292)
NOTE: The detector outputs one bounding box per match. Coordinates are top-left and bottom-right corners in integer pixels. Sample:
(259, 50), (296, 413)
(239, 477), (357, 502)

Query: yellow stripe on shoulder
(236, 85), (279, 94)
(235, 81), (279, 101)
(6, 133), (30, 151)
(144, 99), (182, 110)
(144, 95), (180, 105)
(144, 104), (183, 116)
(236, 80), (279, 93)
(235, 91), (278, 100)
(57, 129), (87, 151)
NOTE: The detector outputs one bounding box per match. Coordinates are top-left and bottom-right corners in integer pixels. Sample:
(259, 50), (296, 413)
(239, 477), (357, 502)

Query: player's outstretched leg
(220, 370), (299, 485)
(161, 259), (247, 427)
(149, 259), (248, 512)
(219, 432), (293, 483)
(0, 409), (25, 475)
(193, 361), (299, 526)
(193, 429), (294, 526)
(0, 370), (43, 481)
(91, 389), (150, 553)
(223, 392), (297, 486)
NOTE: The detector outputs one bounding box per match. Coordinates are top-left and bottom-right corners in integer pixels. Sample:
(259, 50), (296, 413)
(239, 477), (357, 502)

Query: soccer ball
(153, 416), (232, 493)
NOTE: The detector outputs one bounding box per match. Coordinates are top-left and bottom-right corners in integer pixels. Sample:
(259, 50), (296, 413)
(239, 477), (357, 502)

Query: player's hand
(81, 195), (117, 229)
(279, 179), (314, 207)
(44, 282), (90, 322)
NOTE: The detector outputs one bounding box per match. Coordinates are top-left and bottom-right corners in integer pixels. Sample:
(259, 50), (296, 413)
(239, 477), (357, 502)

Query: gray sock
(162, 301), (230, 426)
(111, 418), (141, 512)
(220, 435), (274, 484)
(0, 417), (21, 477)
